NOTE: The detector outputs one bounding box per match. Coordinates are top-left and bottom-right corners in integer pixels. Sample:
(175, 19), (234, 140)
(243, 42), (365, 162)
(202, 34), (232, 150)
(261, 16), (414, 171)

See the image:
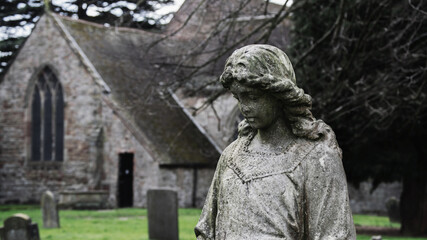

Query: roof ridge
(169, 88), (222, 154)
(50, 12), (166, 36)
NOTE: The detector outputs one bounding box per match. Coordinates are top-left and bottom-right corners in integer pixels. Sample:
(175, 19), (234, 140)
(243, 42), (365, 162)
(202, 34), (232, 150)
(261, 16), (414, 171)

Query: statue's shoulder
(317, 123), (341, 149)
(217, 137), (245, 170)
(302, 123), (343, 172)
(221, 137), (242, 157)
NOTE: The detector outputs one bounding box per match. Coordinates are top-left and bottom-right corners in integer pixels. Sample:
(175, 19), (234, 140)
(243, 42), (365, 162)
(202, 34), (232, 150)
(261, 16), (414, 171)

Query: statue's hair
(220, 44), (326, 140)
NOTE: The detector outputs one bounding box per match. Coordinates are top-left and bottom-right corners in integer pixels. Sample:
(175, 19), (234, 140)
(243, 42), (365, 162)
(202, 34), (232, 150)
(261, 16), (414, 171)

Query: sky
(270, 0), (292, 5)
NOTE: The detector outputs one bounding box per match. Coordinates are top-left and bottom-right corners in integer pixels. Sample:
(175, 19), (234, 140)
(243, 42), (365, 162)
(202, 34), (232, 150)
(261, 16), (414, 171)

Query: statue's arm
(195, 143), (232, 240)
(194, 163), (220, 240)
(304, 142), (356, 240)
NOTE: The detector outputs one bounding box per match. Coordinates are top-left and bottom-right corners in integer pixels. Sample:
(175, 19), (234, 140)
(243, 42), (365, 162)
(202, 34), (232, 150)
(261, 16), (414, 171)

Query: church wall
(100, 103), (158, 207)
(0, 15), (104, 204)
(158, 167), (215, 207)
(100, 102), (216, 207)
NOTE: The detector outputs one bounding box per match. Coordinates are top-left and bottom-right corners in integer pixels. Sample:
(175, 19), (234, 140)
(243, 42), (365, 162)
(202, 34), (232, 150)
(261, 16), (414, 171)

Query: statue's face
(230, 81), (281, 130)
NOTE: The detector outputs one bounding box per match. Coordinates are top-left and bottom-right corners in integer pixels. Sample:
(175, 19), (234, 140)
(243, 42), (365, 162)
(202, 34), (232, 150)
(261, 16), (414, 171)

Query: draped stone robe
(195, 130), (356, 240)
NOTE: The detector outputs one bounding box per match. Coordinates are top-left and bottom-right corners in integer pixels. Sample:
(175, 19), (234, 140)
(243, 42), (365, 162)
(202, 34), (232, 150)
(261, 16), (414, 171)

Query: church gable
(0, 14), (111, 203)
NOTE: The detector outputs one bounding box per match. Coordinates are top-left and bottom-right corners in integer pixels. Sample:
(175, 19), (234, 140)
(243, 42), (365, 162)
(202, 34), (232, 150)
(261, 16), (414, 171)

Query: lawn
(0, 205), (426, 240)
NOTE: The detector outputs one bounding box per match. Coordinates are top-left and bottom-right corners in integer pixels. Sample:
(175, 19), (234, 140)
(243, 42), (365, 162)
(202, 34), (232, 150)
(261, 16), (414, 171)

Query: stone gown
(195, 129), (356, 240)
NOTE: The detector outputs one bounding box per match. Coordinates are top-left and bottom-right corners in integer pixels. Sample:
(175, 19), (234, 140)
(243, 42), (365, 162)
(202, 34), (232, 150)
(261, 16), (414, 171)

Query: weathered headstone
(41, 190), (60, 228)
(147, 189), (178, 240)
(385, 197), (400, 223)
(0, 213), (40, 240)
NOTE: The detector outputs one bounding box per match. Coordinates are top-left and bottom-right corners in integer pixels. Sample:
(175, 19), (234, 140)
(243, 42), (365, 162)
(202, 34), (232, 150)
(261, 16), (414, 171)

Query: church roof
(50, 13), (221, 166)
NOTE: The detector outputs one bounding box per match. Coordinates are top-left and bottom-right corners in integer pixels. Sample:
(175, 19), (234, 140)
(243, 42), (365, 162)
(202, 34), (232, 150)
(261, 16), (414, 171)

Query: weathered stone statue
(195, 45), (356, 239)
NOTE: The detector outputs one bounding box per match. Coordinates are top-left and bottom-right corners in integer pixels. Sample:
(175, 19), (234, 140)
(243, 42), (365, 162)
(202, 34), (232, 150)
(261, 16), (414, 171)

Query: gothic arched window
(31, 67), (64, 162)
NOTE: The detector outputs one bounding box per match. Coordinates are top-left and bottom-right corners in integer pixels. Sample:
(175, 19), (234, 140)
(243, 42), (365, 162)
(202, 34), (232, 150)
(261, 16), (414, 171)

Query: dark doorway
(118, 153), (134, 207)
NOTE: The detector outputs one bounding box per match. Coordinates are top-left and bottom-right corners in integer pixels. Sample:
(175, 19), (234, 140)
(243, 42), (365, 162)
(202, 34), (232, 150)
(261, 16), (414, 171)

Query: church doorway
(118, 152), (134, 207)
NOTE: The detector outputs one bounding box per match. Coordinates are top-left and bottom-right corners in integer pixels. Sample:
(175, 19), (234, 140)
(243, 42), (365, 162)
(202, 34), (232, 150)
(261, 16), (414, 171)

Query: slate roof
(50, 13), (222, 166)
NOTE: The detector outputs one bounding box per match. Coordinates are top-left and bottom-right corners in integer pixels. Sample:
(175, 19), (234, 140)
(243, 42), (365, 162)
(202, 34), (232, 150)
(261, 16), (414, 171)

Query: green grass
(1, 205), (426, 240)
(0, 205), (198, 240)
(353, 214), (400, 228)
(353, 214), (426, 240)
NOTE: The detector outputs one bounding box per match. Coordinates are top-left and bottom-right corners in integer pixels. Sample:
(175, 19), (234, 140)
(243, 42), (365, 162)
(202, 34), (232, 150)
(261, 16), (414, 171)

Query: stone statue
(195, 45), (356, 239)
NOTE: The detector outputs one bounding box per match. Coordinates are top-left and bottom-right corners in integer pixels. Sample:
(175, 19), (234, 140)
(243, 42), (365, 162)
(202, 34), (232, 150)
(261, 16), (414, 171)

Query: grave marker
(41, 190), (60, 228)
(147, 189), (178, 240)
(0, 213), (40, 240)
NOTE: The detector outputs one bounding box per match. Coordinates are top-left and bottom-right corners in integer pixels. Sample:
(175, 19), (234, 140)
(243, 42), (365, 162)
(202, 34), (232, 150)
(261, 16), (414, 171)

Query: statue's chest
(225, 151), (298, 183)
(225, 138), (313, 183)
(217, 149), (307, 236)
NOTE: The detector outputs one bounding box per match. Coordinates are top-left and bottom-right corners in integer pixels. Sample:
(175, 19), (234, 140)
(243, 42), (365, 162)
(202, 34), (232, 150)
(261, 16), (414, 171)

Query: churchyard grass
(353, 214), (400, 228)
(0, 205), (198, 240)
(0, 205), (426, 240)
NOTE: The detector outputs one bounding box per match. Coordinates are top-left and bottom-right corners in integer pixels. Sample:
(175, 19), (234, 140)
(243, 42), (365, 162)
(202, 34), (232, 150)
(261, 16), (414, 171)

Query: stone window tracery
(30, 67), (64, 162)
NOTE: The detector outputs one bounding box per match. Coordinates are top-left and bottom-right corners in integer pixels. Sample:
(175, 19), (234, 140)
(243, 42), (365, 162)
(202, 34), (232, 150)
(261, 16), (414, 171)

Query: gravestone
(147, 189), (178, 240)
(0, 213), (40, 240)
(385, 197), (400, 223)
(41, 190), (60, 228)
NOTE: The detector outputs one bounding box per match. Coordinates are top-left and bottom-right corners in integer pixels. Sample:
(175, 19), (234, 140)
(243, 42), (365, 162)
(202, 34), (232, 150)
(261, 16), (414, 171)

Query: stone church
(0, 0), (291, 208)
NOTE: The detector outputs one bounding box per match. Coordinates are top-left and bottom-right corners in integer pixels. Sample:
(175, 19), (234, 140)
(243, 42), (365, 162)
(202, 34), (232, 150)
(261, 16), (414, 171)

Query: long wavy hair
(220, 44), (327, 140)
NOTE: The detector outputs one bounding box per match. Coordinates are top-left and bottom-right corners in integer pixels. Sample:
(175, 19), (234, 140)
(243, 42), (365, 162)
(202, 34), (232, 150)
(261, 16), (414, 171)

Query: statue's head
(220, 44), (296, 89)
(220, 44), (324, 140)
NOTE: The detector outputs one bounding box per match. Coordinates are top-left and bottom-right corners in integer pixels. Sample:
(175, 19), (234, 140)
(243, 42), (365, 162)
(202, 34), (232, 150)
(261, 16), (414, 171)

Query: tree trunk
(400, 137), (427, 236)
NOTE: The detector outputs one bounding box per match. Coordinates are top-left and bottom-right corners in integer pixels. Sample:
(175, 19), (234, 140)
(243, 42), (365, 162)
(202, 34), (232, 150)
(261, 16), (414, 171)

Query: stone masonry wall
(101, 101), (215, 207)
(158, 168), (215, 207)
(101, 102), (158, 207)
(0, 15), (104, 203)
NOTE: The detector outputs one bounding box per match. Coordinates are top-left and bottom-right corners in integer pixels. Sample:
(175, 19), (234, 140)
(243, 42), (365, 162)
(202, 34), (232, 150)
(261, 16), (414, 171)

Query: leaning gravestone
(147, 189), (178, 240)
(0, 213), (40, 240)
(41, 190), (60, 228)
